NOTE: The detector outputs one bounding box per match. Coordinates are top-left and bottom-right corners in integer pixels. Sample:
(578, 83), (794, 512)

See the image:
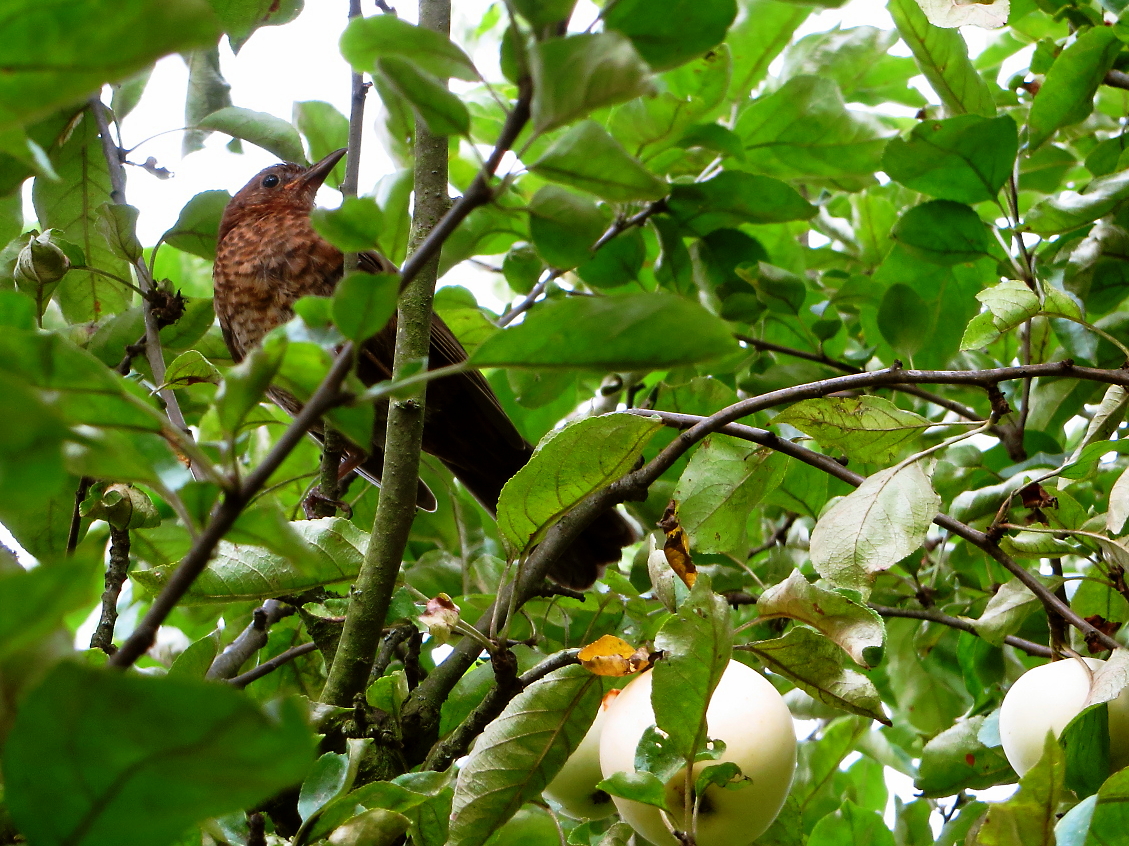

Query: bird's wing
(356, 250), (528, 452)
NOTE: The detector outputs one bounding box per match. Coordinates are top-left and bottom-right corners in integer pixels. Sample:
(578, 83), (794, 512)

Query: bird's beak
(296, 148), (347, 191)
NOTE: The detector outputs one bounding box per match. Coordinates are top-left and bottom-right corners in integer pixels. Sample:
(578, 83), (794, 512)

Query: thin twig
(108, 348), (357, 669)
(89, 528), (131, 654)
(496, 200), (667, 328)
(228, 642), (318, 689)
(734, 334), (984, 422)
(642, 408), (1121, 652)
(89, 97), (195, 452)
(423, 649), (579, 771)
(66, 477), (93, 556)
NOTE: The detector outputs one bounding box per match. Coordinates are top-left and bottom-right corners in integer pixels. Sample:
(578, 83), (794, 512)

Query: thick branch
(320, 0), (452, 708)
(108, 349), (356, 669)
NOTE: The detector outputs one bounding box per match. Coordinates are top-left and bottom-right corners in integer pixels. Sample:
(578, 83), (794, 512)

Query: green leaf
(741, 626), (889, 724)
(965, 578), (1040, 646)
(810, 463), (940, 599)
(162, 349), (222, 388)
(781, 26), (925, 108)
(95, 203), (144, 263)
(883, 115), (1018, 204)
(1025, 169), (1129, 236)
(530, 33), (654, 133)
(331, 271), (397, 343)
(32, 112), (132, 321)
(1028, 27), (1119, 151)
(604, 0), (737, 71)
(652, 575), (734, 759)
(976, 735), (1065, 846)
(183, 46), (234, 156)
(471, 291), (740, 370)
(374, 168), (413, 265)
(376, 56), (470, 137)
(3, 662), (316, 846)
(917, 715), (1014, 797)
(448, 665), (602, 846)
(673, 435), (786, 556)
(527, 185), (605, 269)
(530, 121), (667, 202)
(577, 228), (646, 289)
(757, 570), (885, 668)
(962, 280), (1042, 351)
(1078, 768), (1129, 845)
(131, 517), (369, 603)
(0, 0), (219, 133)
(0, 558), (100, 661)
(496, 412), (662, 556)
(511, 0), (577, 27)
(293, 101), (349, 184)
(298, 752), (351, 822)
(311, 196), (384, 253)
(666, 171), (816, 235)
(726, 0), (811, 99)
(597, 771), (671, 810)
(775, 396), (930, 465)
(734, 75), (890, 181)
(891, 200), (989, 266)
(161, 190), (231, 261)
(809, 801), (895, 846)
(340, 14), (478, 81)
(1060, 704), (1110, 799)
(197, 106), (306, 162)
(887, 0), (995, 118)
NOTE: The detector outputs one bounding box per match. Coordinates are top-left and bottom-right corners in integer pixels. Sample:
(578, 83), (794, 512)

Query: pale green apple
(598, 660), (797, 846)
(999, 657), (1129, 777)
(543, 690), (620, 820)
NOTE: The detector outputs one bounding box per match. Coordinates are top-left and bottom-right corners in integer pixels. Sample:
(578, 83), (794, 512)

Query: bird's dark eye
(262, 174), (280, 188)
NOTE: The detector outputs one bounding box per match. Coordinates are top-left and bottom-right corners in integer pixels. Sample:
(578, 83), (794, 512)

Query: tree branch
(497, 200), (667, 327)
(423, 649), (580, 771)
(207, 599), (295, 680)
(89, 97), (195, 452)
(229, 641), (318, 689)
(320, 0), (453, 708)
(641, 408), (1122, 652)
(397, 76), (532, 294)
(89, 527), (130, 654)
(108, 348), (356, 669)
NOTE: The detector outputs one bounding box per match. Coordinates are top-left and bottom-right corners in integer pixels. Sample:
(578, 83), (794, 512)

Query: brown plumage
(212, 148), (636, 588)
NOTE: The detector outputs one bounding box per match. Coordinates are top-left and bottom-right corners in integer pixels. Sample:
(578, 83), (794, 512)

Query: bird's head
(218, 147), (346, 241)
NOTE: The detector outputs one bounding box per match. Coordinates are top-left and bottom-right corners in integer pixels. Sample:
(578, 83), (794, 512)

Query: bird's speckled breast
(212, 206), (343, 359)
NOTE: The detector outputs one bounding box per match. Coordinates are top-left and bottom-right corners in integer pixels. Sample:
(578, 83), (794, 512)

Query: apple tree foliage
(4, 0), (1129, 843)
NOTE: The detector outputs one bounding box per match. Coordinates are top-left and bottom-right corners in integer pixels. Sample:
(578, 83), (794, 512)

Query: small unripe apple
(543, 690), (620, 820)
(598, 660), (797, 846)
(999, 657), (1129, 777)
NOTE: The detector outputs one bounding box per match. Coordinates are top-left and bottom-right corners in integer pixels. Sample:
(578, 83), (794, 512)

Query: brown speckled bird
(212, 148), (635, 588)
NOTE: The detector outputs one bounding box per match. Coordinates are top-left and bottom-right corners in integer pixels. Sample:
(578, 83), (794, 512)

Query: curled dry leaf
(658, 500), (696, 588)
(577, 634), (650, 677)
(419, 593), (460, 645)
